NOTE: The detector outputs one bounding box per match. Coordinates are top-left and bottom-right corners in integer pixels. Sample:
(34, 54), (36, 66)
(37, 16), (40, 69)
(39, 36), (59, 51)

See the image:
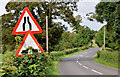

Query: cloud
(73, 1), (104, 31)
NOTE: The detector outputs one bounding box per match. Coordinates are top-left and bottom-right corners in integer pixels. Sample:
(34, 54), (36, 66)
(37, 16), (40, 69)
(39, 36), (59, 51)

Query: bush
(96, 50), (119, 65)
(50, 48), (79, 61)
(1, 44), (7, 54)
(97, 50), (101, 58)
(65, 49), (78, 55)
(2, 52), (52, 76)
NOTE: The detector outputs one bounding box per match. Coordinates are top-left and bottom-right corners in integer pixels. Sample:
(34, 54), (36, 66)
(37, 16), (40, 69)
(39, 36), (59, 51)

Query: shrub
(96, 50), (119, 65)
(50, 48), (79, 61)
(2, 52), (52, 76)
(97, 50), (101, 58)
(1, 44), (7, 54)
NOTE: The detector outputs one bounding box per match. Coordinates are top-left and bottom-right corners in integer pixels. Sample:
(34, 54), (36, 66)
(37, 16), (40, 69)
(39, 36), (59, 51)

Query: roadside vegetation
(94, 50), (120, 68)
(0, 47), (89, 76)
(86, 2), (120, 68)
(1, 1), (120, 76)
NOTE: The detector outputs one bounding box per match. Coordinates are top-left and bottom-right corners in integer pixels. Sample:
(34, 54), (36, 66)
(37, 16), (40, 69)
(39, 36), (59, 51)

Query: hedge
(1, 47), (87, 76)
(97, 50), (120, 65)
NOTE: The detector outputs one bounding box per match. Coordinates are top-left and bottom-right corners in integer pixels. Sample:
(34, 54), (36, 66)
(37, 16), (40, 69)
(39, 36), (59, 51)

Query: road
(59, 48), (119, 77)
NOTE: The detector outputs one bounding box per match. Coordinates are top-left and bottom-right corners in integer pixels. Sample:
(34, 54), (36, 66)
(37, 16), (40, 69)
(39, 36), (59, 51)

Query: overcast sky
(0, 0), (104, 31)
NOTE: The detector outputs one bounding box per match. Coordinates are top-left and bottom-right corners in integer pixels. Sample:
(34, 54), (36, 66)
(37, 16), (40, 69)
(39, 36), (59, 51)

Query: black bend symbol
(23, 17), (32, 31)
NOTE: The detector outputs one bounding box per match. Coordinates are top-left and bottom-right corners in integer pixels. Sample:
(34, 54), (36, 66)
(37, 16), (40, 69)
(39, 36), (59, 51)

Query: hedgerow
(1, 46), (52, 77)
(97, 50), (120, 65)
(1, 47), (86, 76)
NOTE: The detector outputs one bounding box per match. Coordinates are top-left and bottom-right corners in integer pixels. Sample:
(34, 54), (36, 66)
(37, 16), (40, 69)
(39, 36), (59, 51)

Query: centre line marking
(78, 62), (82, 65)
(91, 69), (103, 75)
(77, 58), (82, 65)
(82, 66), (88, 69)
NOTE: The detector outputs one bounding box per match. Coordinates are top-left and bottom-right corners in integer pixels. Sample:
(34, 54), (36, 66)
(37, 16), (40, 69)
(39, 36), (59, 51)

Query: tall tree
(2, 1), (78, 52)
(95, 2), (120, 50)
(70, 15), (82, 33)
(74, 27), (95, 47)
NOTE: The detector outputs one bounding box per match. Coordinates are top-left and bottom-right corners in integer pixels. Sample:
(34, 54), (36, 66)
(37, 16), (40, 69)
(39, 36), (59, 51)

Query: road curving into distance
(59, 48), (119, 77)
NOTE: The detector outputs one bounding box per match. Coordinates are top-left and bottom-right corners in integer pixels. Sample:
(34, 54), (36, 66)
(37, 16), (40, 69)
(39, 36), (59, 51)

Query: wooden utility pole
(104, 25), (106, 51)
(46, 16), (49, 54)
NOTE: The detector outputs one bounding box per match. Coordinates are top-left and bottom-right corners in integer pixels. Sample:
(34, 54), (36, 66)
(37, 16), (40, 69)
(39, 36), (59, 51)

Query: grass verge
(47, 48), (85, 75)
(93, 56), (120, 69)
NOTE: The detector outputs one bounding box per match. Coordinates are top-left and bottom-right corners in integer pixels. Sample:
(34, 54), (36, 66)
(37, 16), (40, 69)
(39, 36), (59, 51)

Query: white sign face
(16, 11), (39, 32)
(12, 7), (43, 35)
(18, 34), (39, 55)
(16, 31), (44, 56)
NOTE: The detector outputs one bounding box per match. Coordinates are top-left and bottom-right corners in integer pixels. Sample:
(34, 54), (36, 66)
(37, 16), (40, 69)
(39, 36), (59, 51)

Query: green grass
(93, 56), (120, 69)
(47, 49), (84, 75)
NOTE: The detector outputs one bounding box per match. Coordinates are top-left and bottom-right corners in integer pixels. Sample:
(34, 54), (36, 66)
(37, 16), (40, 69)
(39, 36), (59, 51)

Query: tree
(96, 25), (119, 50)
(2, 1), (78, 52)
(95, 2), (120, 50)
(70, 15), (82, 33)
(74, 27), (95, 47)
(54, 31), (77, 51)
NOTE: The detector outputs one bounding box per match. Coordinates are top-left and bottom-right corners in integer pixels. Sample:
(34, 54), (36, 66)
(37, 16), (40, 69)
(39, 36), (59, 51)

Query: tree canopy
(70, 15), (82, 33)
(2, 1), (78, 52)
(74, 27), (95, 47)
(95, 2), (120, 50)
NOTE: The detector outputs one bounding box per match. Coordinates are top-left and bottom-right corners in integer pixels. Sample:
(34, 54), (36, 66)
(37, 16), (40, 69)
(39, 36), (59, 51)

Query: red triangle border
(12, 7), (43, 35)
(16, 30), (44, 57)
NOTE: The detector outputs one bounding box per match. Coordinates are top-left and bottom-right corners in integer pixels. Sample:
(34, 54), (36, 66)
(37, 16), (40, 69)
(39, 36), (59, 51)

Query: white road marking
(82, 66), (88, 69)
(76, 58), (82, 65)
(78, 62), (82, 65)
(91, 69), (103, 75)
(76, 52), (103, 75)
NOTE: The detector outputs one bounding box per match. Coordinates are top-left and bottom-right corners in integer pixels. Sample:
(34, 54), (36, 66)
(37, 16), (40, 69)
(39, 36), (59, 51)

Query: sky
(0, 0), (104, 31)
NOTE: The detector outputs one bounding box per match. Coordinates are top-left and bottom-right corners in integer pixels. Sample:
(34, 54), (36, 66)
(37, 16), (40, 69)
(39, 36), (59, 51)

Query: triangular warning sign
(16, 30), (44, 57)
(12, 7), (43, 35)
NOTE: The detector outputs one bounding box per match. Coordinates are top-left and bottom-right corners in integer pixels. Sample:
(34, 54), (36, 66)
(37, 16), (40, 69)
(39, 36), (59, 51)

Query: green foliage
(1, 47), (85, 76)
(1, 44), (7, 54)
(15, 36), (22, 50)
(70, 15), (82, 33)
(2, 2), (78, 52)
(95, 26), (119, 50)
(15, 36), (22, 43)
(95, 2), (120, 50)
(74, 27), (95, 47)
(2, 52), (52, 76)
(50, 48), (79, 61)
(54, 27), (95, 51)
(96, 50), (119, 65)
(54, 31), (77, 51)
(21, 46), (40, 54)
(97, 50), (101, 58)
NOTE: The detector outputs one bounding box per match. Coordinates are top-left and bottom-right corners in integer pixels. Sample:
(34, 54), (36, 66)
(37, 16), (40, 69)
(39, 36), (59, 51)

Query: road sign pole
(46, 16), (49, 54)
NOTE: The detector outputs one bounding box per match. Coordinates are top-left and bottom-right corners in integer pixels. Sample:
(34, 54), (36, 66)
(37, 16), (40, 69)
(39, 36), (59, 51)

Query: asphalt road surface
(59, 48), (119, 77)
